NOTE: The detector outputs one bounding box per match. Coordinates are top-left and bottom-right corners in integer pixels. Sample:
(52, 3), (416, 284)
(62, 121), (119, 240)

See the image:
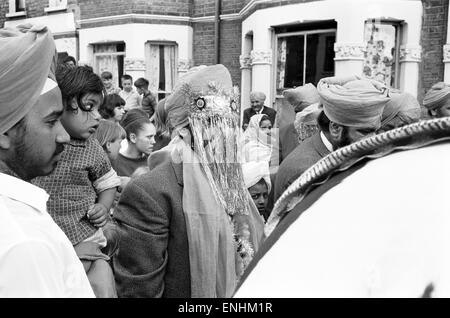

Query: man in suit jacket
(113, 159), (191, 297)
(242, 91), (277, 130)
(274, 76), (390, 202)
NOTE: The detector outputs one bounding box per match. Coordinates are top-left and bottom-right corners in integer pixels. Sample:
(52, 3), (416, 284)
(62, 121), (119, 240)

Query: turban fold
(423, 82), (450, 110)
(242, 161), (272, 193)
(164, 64), (232, 130)
(294, 103), (322, 141)
(318, 77), (390, 129)
(283, 83), (320, 111)
(381, 90), (421, 130)
(0, 24), (56, 134)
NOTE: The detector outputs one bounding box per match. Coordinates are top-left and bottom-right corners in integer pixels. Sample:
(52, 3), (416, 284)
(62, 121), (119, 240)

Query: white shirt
(320, 131), (334, 152)
(119, 89), (141, 111)
(0, 173), (95, 298)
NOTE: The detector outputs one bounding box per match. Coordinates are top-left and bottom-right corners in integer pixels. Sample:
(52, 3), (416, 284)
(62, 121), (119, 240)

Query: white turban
(242, 161), (272, 193)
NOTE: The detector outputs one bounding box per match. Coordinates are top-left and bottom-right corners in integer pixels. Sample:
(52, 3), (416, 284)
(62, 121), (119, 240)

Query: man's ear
(329, 121), (343, 142)
(429, 109), (437, 117)
(105, 141), (112, 152)
(0, 133), (11, 150)
(130, 133), (137, 143)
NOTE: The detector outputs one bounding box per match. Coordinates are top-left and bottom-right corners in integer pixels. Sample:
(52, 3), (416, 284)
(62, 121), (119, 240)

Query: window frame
(145, 41), (179, 100)
(273, 28), (337, 99)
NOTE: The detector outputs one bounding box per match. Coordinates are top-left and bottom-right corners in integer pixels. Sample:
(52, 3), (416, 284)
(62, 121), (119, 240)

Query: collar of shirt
(256, 107), (264, 115)
(320, 131), (334, 153)
(68, 138), (88, 148)
(0, 172), (49, 214)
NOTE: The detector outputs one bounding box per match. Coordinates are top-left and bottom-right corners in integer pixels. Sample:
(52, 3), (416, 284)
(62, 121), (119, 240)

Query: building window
(275, 28), (336, 96)
(93, 42), (125, 89)
(363, 20), (401, 88)
(48, 0), (67, 8)
(145, 42), (178, 101)
(15, 0), (25, 12)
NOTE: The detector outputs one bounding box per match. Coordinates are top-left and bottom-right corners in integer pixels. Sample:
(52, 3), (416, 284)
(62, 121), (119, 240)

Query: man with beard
(0, 24), (94, 297)
(273, 76), (390, 202)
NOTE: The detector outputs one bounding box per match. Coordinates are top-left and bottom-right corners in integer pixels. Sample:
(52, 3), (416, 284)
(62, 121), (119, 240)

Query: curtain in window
(164, 45), (176, 94)
(146, 43), (177, 98)
(94, 44), (119, 88)
(49, 0), (66, 7)
(146, 44), (160, 93)
(364, 22), (397, 87)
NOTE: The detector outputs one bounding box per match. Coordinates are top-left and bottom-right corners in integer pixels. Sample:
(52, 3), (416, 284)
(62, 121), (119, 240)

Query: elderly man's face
(5, 87), (70, 180)
(250, 95), (265, 113)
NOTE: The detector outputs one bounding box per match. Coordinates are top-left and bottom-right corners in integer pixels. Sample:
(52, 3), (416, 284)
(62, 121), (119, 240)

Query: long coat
(274, 132), (330, 202)
(113, 159), (191, 298)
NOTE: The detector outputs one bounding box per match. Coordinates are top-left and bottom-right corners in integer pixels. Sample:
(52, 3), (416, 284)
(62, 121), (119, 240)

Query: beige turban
(164, 64), (232, 130)
(318, 77), (390, 129)
(381, 90), (421, 130)
(283, 83), (320, 111)
(423, 82), (450, 110)
(0, 24), (56, 134)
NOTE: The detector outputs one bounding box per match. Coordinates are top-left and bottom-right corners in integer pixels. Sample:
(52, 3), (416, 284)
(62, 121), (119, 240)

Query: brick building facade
(1, 0), (449, 109)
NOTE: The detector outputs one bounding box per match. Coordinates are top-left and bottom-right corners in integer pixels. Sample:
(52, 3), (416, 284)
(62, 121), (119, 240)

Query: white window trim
(6, 0), (26, 17)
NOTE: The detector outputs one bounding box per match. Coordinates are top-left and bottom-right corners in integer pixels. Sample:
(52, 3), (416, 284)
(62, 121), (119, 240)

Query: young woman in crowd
(116, 109), (156, 177)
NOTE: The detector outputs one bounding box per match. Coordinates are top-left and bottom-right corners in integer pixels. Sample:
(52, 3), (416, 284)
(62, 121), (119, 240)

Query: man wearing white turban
(274, 75), (390, 201)
(0, 24), (94, 297)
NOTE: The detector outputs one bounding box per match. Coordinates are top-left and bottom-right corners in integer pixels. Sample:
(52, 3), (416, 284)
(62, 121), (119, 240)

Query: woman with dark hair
(99, 93), (125, 123)
(116, 109), (156, 177)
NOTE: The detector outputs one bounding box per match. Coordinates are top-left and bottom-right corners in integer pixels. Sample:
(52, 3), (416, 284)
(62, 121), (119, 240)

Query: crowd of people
(2, 24), (450, 298)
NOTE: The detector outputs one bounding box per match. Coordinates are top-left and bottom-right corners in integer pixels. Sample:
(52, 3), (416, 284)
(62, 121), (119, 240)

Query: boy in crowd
(101, 71), (121, 95)
(134, 77), (157, 119)
(119, 74), (141, 111)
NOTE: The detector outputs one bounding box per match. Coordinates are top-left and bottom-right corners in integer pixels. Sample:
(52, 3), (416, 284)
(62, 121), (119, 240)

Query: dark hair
(134, 77), (149, 89)
(56, 65), (106, 111)
(101, 71), (113, 80)
(62, 55), (76, 66)
(259, 114), (271, 127)
(120, 109), (151, 141)
(317, 110), (330, 133)
(99, 94), (125, 119)
(121, 74), (133, 82)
